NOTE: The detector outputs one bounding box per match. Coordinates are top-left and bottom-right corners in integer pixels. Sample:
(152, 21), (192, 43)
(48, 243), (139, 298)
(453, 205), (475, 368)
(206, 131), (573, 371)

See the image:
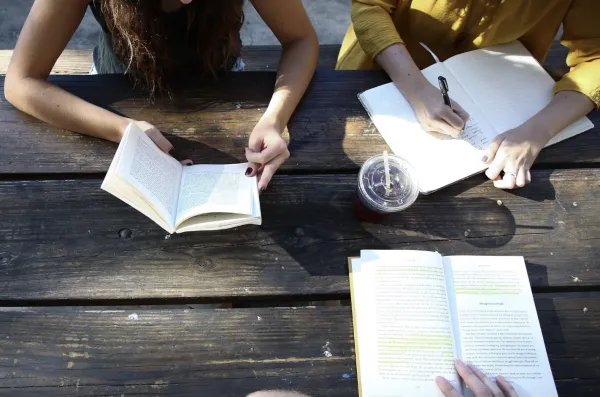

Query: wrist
(396, 76), (429, 104)
(256, 112), (284, 134)
(111, 116), (132, 142)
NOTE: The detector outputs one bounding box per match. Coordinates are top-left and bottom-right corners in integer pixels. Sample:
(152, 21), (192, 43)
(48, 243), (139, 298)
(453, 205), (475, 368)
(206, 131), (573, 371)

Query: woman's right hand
(134, 121), (193, 166)
(405, 82), (470, 138)
(436, 360), (518, 397)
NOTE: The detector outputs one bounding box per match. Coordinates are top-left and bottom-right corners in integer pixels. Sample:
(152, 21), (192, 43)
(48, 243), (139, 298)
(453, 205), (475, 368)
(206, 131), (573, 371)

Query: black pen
(438, 76), (453, 110)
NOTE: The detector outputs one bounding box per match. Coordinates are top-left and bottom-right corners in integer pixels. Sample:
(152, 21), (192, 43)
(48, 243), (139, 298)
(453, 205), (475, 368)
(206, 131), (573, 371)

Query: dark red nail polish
(169, 148), (175, 156)
(245, 167), (252, 176)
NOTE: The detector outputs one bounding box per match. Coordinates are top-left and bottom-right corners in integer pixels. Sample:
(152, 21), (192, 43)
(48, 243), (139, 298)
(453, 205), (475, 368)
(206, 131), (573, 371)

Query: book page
(444, 256), (558, 397)
(115, 123), (183, 226)
(445, 41), (593, 144)
(350, 250), (460, 397)
(359, 62), (495, 193)
(175, 163), (254, 227)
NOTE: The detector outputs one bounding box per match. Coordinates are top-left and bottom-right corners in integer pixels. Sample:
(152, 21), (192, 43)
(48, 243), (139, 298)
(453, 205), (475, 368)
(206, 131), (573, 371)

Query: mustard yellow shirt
(336, 0), (600, 107)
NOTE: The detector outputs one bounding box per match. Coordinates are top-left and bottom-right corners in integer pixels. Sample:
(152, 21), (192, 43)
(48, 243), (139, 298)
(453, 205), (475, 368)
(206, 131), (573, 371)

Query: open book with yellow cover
(349, 250), (558, 397)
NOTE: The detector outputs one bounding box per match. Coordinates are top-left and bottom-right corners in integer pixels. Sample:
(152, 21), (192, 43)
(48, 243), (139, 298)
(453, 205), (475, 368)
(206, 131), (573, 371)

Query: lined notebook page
(445, 41), (594, 145)
(349, 251), (459, 397)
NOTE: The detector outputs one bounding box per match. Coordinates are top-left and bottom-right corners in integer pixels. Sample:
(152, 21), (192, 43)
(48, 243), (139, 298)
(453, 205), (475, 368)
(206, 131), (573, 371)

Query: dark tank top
(88, 1), (240, 75)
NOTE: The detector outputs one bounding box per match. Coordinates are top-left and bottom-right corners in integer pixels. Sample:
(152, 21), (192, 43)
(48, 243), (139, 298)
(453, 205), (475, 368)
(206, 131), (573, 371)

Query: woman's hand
(134, 121), (192, 166)
(374, 44), (470, 137)
(482, 91), (595, 189)
(406, 82), (470, 137)
(437, 360), (518, 397)
(245, 119), (290, 193)
(482, 122), (551, 189)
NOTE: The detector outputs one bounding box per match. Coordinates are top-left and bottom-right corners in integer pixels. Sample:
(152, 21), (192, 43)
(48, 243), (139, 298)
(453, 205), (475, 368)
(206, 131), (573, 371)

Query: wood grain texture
(0, 169), (597, 302)
(0, 295), (598, 396)
(0, 45), (341, 76)
(0, 50), (93, 76)
(1, 42), (596, 175)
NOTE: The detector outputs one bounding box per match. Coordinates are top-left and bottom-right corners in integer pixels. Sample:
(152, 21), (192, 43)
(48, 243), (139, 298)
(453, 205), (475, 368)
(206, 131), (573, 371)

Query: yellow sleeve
(351, 0), (403, 60)
(553, 0), (600, 108)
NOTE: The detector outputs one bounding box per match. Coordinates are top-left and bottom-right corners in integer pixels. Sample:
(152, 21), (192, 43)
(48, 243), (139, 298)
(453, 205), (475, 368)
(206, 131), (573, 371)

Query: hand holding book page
(349, 251), (558, 397)
(102, 122), (261, 233)
(444, 256), (557, 397)
(436, 360), (519, 397)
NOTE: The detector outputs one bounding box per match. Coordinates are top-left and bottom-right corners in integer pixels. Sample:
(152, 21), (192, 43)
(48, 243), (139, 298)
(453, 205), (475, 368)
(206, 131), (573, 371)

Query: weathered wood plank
(0, 169), (598, 302)
(0, 295), (599, 396)
(0, 45), (342, 76)
(0, 50), (93, 76)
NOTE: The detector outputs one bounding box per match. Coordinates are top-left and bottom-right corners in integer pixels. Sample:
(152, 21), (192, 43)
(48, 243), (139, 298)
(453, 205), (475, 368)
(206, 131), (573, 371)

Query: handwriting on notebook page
(459, 117), (490, 150)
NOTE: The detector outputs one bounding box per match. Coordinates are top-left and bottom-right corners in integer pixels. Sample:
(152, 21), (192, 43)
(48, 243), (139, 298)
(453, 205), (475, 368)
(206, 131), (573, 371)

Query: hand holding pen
(401, 76), (470, 138)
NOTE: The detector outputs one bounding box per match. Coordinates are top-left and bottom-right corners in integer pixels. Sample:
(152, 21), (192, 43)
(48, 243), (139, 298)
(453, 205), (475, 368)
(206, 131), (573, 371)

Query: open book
(359, 41), (594, 193)
(102, 123), (261, 233)
(349, 250), (558, 397)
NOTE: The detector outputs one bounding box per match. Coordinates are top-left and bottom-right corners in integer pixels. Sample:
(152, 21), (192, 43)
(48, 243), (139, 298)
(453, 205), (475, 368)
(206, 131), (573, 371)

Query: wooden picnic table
(0, 43), (599, 397)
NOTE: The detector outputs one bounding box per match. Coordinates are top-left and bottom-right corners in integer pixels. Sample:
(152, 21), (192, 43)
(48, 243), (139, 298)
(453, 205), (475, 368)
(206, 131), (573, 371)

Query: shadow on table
(61, 73), (551, 281)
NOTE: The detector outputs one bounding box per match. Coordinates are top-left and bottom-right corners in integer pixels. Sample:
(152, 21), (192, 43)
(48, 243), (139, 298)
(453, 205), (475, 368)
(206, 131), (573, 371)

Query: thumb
(482, 134), (504, 164)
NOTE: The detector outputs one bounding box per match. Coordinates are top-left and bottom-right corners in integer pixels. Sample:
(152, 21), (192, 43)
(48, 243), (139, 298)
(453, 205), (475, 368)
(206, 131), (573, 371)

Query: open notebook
(102, 123), (261, 234)
(359, 41), (594, 194)
(349, 250), (558, 397)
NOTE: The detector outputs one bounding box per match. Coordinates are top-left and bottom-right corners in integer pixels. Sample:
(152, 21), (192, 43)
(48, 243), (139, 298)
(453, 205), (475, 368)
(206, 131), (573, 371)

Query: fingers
(482, 135), (504, 165)
(435, 376), (463, 397)
(516, 165), (527, 188)
(493, 170), (517, 189)
(257, 150), (289, 192)
(469, 365), (504, 397)
(246, 135), (263, 177)
(455, 360), (492, 397)
(140, 124), (174, 155)
(451, 100), (470, 124)
(526, 170), (532, 184)
(245, 142), (285, 165)
(180, 159), (193, 166)
(427, 118), (463, 137)
(496, 376), (519, 397)
(440, 106), (467, 131)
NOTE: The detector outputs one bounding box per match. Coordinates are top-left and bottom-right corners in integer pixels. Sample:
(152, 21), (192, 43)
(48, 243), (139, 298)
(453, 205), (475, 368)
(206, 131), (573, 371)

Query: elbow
(3, 72), (27, 109)
(3, 73), (19, 107)
(4, 72), (36, 110)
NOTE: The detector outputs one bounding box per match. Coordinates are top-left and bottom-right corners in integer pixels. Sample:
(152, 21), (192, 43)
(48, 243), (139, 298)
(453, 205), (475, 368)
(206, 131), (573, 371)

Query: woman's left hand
(482, 123), (551, 189)
(245, 119), (290, 193)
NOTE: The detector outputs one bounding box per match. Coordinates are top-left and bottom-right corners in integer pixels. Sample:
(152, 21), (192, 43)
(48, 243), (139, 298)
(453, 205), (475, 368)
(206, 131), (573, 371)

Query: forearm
(260, 36), (318, 132)
(525, 90), (595, 139)
(5, 77), (129, 142)
(375, 43), (428, 100)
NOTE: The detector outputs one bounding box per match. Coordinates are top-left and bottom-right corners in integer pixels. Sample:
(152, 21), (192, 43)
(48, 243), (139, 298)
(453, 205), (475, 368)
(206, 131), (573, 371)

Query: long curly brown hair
(100, 0), (244, 95)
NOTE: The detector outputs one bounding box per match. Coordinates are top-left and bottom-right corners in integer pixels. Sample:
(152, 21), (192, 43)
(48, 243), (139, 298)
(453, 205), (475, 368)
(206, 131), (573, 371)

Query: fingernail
(435, 376), (445, 384)
(455, 359), (465, 368)
(169, 148), (175, 156)
(481, 155), (488, 162)
(186, 162), (193, 166)
(259, 187), (265, 195)
(245, 167), (252, 176)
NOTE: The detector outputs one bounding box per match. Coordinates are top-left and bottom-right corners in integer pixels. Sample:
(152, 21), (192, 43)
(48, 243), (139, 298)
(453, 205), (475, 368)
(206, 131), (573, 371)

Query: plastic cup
(355, 153), (419, 220)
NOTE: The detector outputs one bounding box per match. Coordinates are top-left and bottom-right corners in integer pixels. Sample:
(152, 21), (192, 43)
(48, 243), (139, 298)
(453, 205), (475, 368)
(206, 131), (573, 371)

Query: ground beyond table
(0, 66), (599, 396)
